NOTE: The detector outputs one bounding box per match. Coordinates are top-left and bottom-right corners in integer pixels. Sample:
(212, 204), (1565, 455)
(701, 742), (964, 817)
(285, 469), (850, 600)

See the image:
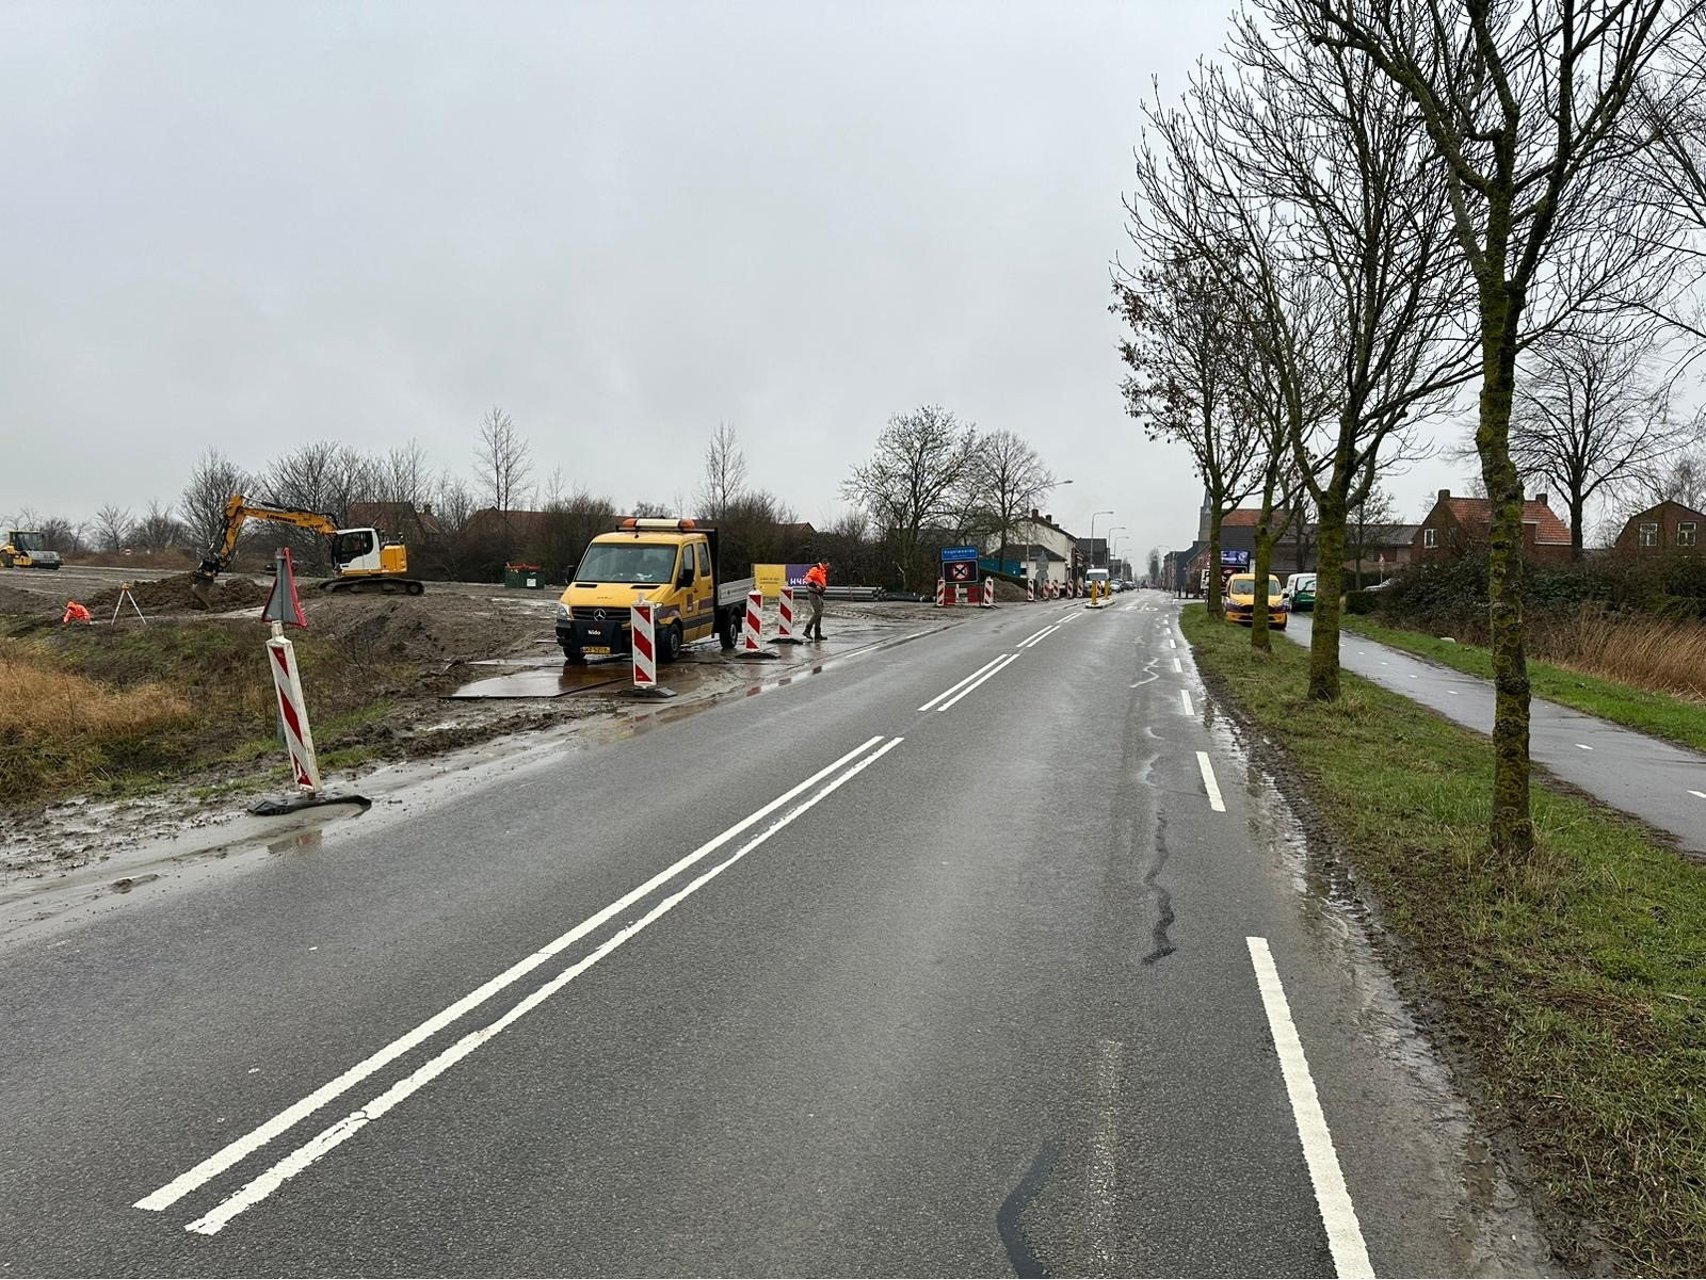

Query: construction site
(0, 557), (951, 896)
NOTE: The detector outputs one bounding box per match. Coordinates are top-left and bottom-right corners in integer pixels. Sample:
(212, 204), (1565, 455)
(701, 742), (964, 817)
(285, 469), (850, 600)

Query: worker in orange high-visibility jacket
(803, 562), (829, 641)
(61, 601), (91, 625)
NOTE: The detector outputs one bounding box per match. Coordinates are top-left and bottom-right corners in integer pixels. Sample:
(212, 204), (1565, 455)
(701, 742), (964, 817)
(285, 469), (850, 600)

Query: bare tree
(696, 422), (748, 520)
(841, 406), (979, 591)
(1146, 16), (1477, 695)
(1114, 250), (1262, 616)
(1306, 0), (1696, 859)
(1646, 442), (1706, 509)
(180, 448), (248, 555)
(131, 499), (185, 553)
(93, 504), (133, 554)
(474, 406), (533, 523)
(1506, 320), (1687, 557)
(974, 430), (1055, 569)
(1346, 482), (1400, 588)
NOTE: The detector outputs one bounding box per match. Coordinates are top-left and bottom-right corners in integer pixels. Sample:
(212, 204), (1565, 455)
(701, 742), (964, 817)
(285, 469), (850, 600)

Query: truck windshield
(574, 542), (680, 584)
(11, 532), (44, 552)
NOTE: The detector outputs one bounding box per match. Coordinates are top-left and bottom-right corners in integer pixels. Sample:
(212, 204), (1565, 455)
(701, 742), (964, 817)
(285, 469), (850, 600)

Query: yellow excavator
(193, 495), (425, 600)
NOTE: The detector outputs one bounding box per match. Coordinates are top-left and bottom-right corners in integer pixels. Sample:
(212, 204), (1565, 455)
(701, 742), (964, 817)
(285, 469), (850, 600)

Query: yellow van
(1224, 574), (1288, 629)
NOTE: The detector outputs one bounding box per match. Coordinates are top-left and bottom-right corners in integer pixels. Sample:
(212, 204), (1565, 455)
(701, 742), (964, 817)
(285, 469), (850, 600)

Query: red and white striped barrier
(775, 584), (803, 643)
(630, 602), (658, 689)
(741, 590), (763, 650)
(265, 634), (321, 793)
(1026, 580), (1034, 603)
(982, 577), (995, 609)
(935, 578), (948, 608)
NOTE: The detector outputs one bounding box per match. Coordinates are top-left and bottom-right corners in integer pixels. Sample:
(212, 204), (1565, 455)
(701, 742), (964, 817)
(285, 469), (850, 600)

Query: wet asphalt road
(0, 594), (1551, 1277)
(1287, 616), (1706, 856)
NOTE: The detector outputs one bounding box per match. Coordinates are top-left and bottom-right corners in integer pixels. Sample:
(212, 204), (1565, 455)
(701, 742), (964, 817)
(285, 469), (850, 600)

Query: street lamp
(1107, 526), (1127, 576)
(1089, 510), (1114, 568)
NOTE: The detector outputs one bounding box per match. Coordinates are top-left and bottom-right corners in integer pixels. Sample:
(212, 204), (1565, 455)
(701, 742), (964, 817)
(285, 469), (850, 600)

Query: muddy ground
(1, 566), (952, 902)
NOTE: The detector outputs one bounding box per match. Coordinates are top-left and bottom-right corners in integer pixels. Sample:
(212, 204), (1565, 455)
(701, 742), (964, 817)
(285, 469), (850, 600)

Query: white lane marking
(1180, 689), (1194, 717)
(1446, 689), (1459, 696)
(1171, 658), (1183, 673)
(1016, 622), (1055, 647)
(1017, 623), (1062, 649)
(185, 738), (907, 1235)
(1690, 790), (1706, 800)
(1088, 1037), (1124, 1272)
(1195, 751), (1225, 812)
(1129, 674), (1159, 689)
(1168, 637), (1177, 649)
(1576, 743), (1593, 751)
(1245, 938), (1374, 1279)
(917, 655), (1010, 711)
(936, 652), (1020, 712)
(137, 734), (889, 1214)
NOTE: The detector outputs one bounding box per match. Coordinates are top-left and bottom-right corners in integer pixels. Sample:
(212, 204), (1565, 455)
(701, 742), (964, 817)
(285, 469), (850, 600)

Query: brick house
(1612, 500), (1706, 555)
(1412, 489), (1573, 564)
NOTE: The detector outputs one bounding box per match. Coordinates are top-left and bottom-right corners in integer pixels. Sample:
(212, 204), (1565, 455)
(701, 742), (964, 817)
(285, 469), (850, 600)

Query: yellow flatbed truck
(555, 518), (756, 664)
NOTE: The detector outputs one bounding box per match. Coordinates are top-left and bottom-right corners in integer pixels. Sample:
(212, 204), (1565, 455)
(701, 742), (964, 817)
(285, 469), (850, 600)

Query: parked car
(1224, 574), (1289, 629)
(1282, 572), (1316, 613)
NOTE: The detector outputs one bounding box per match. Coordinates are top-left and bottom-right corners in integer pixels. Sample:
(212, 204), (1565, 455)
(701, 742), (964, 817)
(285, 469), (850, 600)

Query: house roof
(1442, 497), (1571, 545)
(1621, 499), (1706, 526)
(346, 501), (444, 537)
(1222, 507), (1297, 529)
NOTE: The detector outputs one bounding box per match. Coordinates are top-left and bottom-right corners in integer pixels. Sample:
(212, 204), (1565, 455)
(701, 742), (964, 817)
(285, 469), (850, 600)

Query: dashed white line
(1246, 938), (1374, 1279)
(918, 655), (1010, 711)
(1195, 751), (1225, 812)
(1171, 658), (1183, 674)
(182, 737), (908, 1235)
(1180, 689), (1194, 717)
(1690, 790), (1706, 800)
(139, 735), (894, 1216)
(1576, 743), (1593, 751)
(934, 652), (1019, 712)
(1087, 1037), (1124, 1273)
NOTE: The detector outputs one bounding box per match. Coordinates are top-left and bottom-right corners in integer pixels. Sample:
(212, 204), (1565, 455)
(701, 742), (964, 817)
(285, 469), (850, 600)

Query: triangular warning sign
(261, 547), (309, 628)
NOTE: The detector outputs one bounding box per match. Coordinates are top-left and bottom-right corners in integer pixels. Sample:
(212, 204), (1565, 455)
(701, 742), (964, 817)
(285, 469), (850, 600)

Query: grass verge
(1342, 614), (1706, 755)
(0, 618), (412, 808)
(1182, 604), (1706, 1276)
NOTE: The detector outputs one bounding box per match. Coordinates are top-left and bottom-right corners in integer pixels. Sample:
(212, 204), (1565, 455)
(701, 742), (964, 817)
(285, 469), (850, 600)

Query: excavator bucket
(189, 561), (221, 609)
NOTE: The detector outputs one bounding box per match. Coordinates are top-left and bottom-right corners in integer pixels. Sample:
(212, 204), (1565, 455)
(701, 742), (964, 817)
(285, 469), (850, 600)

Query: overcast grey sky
(1, 0), (1471, 559)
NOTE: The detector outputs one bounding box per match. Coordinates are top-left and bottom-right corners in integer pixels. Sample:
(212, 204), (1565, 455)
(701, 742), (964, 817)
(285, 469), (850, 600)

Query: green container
(502, 565), (544, 590)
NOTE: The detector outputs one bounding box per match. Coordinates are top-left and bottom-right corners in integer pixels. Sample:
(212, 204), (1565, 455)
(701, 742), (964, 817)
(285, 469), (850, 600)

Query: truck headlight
(555, 602), (569, 622)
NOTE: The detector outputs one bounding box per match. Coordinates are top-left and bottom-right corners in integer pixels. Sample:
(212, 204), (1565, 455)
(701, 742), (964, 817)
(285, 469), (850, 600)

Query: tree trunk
(1569, 492), (1585, 562)
(1252, 529), (1273, 652)
(1206, 509), (1225, 615)
(1477, 281), (1535, 861)
(1308, 498), (1346, 701)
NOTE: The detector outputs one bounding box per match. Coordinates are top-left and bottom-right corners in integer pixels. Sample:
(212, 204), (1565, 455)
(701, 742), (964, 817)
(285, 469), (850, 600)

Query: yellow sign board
(753, 564), (786, 599)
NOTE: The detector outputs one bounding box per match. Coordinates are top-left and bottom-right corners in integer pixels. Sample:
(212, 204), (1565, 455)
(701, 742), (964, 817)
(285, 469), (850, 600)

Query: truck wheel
(562, 646), (586, 665)
(716, 613), (735, 651)
(660, 623), (683, 664)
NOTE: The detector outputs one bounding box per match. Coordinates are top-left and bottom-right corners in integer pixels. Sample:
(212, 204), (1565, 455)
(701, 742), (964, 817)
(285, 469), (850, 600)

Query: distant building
(1011, 509), (1082, 590)
(1612, 500), (1705, 555)
(1413, 489), (1573, 564)
(345, 502), (445, 546)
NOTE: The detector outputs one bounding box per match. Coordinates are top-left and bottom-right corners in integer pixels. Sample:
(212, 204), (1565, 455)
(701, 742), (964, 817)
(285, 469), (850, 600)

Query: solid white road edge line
(1195, 751), (1224, 812)
(1245, 937), (1375, 1280)
(1180, 690), (1194, 717)
(917, 654), (1010, 711)
(936, 653), (1020, 712)
(137, 733), (889, 1214)
(183, 737), (908, 1236)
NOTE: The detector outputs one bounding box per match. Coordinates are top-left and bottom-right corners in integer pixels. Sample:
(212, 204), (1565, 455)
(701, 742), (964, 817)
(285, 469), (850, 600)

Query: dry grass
(1540, 610), (1706, 702)
(0, 652), (190, 739)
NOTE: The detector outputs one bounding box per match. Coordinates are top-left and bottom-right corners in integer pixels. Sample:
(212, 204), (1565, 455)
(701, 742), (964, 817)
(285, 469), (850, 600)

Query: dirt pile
(308, 595), (548, 663)
(0, 583), (49, 615)
(83, 575), (268, 616)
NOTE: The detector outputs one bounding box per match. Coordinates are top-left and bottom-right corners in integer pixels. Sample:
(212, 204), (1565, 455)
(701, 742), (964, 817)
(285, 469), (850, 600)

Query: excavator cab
(330, 527), (408, 580)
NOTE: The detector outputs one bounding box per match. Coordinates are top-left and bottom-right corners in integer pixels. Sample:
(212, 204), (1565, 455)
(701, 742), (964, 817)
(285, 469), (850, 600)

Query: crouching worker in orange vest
(803, 562), (829, 641)
(62, 601), (92, 625)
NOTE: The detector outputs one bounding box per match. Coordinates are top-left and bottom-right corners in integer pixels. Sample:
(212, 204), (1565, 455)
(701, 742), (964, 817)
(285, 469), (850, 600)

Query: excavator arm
(194, 495), (340, 583)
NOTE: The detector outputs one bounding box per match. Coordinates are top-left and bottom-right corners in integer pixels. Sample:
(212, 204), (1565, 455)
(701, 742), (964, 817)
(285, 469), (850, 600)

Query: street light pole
(1107, 526), (1127, 578)
(1089, 510), (1113, 569)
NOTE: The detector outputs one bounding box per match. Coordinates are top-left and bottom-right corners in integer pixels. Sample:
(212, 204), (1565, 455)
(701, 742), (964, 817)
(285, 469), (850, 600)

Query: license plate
(583, 646), (612, 655)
